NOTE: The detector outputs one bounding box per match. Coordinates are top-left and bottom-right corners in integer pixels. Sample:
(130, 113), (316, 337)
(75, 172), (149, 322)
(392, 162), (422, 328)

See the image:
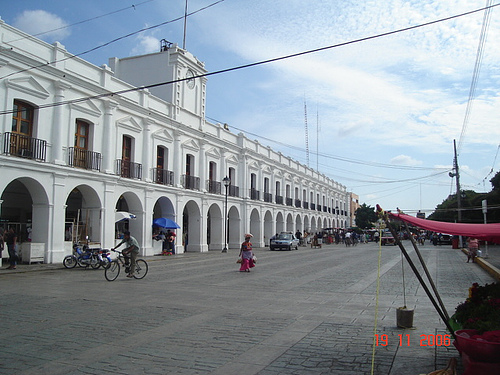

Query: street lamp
(222, 176), (230, 253)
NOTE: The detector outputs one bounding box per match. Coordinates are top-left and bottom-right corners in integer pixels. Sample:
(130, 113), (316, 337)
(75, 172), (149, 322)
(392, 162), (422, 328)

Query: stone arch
(276, 211), (285, 234)
(115, 192), (144, 248)
(286, 213), (294, 232)
(1, 177), (50, 247)
(227, 205), (240, 249)
(65, 184), (102, 243)
(182, 200), (201, 252)
(263, 210), (273, 246)
(207, 203), (223, 251)
(249, 208), (261, 246)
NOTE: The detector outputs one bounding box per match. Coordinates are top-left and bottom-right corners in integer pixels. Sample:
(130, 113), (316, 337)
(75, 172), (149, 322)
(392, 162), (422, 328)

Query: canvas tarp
(388, 211), (500, 243)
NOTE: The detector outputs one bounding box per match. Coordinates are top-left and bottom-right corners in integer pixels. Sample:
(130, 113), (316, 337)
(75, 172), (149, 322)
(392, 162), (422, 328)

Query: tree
(355, 204), (378, 229)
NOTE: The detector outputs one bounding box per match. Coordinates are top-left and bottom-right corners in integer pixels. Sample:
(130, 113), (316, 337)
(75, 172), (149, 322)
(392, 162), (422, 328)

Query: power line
(1, 2), (498, 119)
(0, 0), (225, 80)
(457, 0), (494, 154)
(5, 0), (155, 43)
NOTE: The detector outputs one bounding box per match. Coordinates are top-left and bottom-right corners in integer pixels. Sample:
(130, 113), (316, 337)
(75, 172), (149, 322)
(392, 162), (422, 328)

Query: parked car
(270, 232), (299, 251)
(380, 229), (396, 246)
(434, 233), (452, 246)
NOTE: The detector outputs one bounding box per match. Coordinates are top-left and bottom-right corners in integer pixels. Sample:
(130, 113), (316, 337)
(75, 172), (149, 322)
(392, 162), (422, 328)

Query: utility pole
(451, 140), (463, 247)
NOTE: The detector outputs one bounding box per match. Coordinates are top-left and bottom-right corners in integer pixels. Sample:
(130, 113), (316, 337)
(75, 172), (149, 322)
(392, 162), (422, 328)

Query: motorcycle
(63, 243), (104, 269)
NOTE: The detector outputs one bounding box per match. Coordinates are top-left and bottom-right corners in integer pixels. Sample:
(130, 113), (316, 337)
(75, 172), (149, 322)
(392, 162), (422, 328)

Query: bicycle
(104, 249), (148, 281)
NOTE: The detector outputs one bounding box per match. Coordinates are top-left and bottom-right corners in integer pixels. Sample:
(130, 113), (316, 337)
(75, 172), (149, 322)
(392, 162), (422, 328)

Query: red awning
(388, 212), (500, 243)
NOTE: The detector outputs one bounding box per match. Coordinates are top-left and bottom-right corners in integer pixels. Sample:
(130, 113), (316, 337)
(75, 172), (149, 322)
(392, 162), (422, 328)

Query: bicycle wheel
(63, 255), (77, 269)
(105, 260), (120, 281)
(133, 259), (148, 279)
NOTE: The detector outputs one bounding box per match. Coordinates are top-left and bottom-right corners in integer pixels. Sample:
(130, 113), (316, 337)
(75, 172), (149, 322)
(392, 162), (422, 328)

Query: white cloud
(13, 10), (70, 42)
(131, 33), (160, 56)
(390, 155), (423, 166)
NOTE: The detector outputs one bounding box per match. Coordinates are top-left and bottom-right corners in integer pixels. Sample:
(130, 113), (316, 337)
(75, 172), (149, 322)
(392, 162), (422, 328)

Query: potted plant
(452, 282), (500, 373)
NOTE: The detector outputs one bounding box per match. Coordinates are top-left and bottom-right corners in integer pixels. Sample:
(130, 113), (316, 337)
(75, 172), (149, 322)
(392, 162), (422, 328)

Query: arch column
(102, 100), (118, 174)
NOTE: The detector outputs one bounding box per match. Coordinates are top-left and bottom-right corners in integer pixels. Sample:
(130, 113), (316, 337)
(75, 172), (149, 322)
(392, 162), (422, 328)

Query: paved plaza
(0, 241), (497, 375)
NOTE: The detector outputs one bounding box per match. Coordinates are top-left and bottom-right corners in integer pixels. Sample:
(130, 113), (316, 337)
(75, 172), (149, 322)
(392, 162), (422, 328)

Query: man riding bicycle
(112, 231), (139, 278)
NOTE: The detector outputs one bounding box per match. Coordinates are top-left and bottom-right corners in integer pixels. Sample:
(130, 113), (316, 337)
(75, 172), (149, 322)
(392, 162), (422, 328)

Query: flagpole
(183, 0), (188, 49)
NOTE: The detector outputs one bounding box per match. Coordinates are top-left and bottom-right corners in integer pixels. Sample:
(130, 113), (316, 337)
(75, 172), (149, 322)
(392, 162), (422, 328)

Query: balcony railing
(264, 192), (273, 203)
(182, 174), (200, 190)
(323, 205), (328, 212)
(286, 197), (293, 206)
(207, 180), (221, 194)
(153, 168), (174, 186)
(303, 201), (309, 209)
(295, 199), (301, 208)
(275, 195), (283, 205)
(68, 147), (101, 171)
(311, 203), (316, 210)
(116, 159), (142, 179)
(228, 185), (239, 197)
(3, 132), (47, 161)
(317, 204), (322, 211)
(250, 188), (260, 200)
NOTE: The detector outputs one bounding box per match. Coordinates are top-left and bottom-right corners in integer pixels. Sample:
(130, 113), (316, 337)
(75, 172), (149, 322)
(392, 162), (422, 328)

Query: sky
(1, 0), (500, 218)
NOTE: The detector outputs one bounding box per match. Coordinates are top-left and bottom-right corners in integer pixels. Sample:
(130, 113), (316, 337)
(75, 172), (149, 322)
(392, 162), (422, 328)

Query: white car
(270, 232), (300, 251)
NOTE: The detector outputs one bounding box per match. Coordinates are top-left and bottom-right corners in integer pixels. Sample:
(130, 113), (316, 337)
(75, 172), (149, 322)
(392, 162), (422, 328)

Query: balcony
(295, 199), (301, 208)
(153, 168), (174, 186)
(207, 180), (221, 194)
(228, 185), (239, 197)
(264, 192), (273, 203)
(182, 174), (200, 190)
(311, 203), (316, 210)
(303, 201), (309, 209)
(275, 195), (283, 205)
(286, 197), (293, 206)
(317, 205), (322, 212)
(3, 132), (47, 162)
(116, 159), (142, 179)
(68, 147), (101, 171)
(323, 205), (328, 212)
(250, 188), (260, 200)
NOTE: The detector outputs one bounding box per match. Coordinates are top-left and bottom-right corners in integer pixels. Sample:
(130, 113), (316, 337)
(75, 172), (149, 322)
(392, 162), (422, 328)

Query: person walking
(238, 234), (255, 272)
(5, 227), (18, 270)
(112, 231), (140, 278)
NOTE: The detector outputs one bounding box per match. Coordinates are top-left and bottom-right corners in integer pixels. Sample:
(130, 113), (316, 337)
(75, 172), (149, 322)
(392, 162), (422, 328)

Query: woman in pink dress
(239, 234), (255, 272)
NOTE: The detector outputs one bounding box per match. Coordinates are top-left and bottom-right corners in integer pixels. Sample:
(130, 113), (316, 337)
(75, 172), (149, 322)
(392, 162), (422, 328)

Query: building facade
(0, 20), (350, 263)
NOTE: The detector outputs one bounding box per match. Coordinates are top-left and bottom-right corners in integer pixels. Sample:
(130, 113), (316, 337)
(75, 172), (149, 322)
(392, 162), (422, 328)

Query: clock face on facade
(186, 69), (195, 89)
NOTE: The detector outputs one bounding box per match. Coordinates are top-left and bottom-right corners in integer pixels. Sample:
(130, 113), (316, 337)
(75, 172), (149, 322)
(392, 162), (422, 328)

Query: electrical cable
(457, 0), (494, 154)
(0, 0), (225, 80)
(1, 3), (498, 112)
(5, 0), (155, 43)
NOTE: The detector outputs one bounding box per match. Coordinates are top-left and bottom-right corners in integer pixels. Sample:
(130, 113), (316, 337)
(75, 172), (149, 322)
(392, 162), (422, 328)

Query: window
(276, 181), (281, 195)
(157, 146), (165, 170)
(264, 177), (269, 193)
(250, 173), (257, 189)
(75, 120), (89, 150)
(12, 100), (34, 136)
(186, 154), (193, 175)
(209, 161), (216, 181)
(122, 136), (132, 161)
(229, 167), (235, 184)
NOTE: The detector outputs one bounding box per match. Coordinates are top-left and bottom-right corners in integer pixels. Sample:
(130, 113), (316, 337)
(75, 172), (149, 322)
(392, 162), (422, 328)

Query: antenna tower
(304, 99), (310, 167)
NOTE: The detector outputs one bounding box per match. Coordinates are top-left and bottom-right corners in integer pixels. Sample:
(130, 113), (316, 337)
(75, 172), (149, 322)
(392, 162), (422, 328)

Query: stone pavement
(0, 241), (496, 375)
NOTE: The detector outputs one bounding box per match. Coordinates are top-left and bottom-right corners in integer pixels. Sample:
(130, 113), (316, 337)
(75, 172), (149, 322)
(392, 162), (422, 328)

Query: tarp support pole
(403, 222), (450, 322)
(379, 208), (456, 339)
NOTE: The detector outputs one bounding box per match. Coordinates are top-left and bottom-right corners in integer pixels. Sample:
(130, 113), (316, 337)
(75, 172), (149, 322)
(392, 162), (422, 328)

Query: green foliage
(355, 204), (378, 229)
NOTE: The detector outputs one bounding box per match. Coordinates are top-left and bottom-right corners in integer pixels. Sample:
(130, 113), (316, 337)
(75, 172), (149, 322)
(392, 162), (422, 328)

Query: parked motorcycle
(63, 244), (104, 269)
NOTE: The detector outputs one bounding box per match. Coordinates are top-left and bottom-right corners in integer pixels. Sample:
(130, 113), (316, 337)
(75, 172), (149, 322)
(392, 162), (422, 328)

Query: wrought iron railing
(264, 192), (273, 203)
(3, 132), (47, 161)
(303, 201), (309, 209)
(68, 147), (101, 171)
(228, 185), (239, 197)
(250, 188), (260, 200)
(295, 199), (301, 208)
(286, 197), (293, 206)
(182, 174), (200, 190)
(207, 180), (221, 194)
(275, 195), (283, 205)
(116, 159), (142, 179)
(310, 203), (316, 210)
(153, 168), (174, 185)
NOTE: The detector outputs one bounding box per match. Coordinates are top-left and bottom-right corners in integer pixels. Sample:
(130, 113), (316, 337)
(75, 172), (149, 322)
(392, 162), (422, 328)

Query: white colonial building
(0, 19), (350, 263)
